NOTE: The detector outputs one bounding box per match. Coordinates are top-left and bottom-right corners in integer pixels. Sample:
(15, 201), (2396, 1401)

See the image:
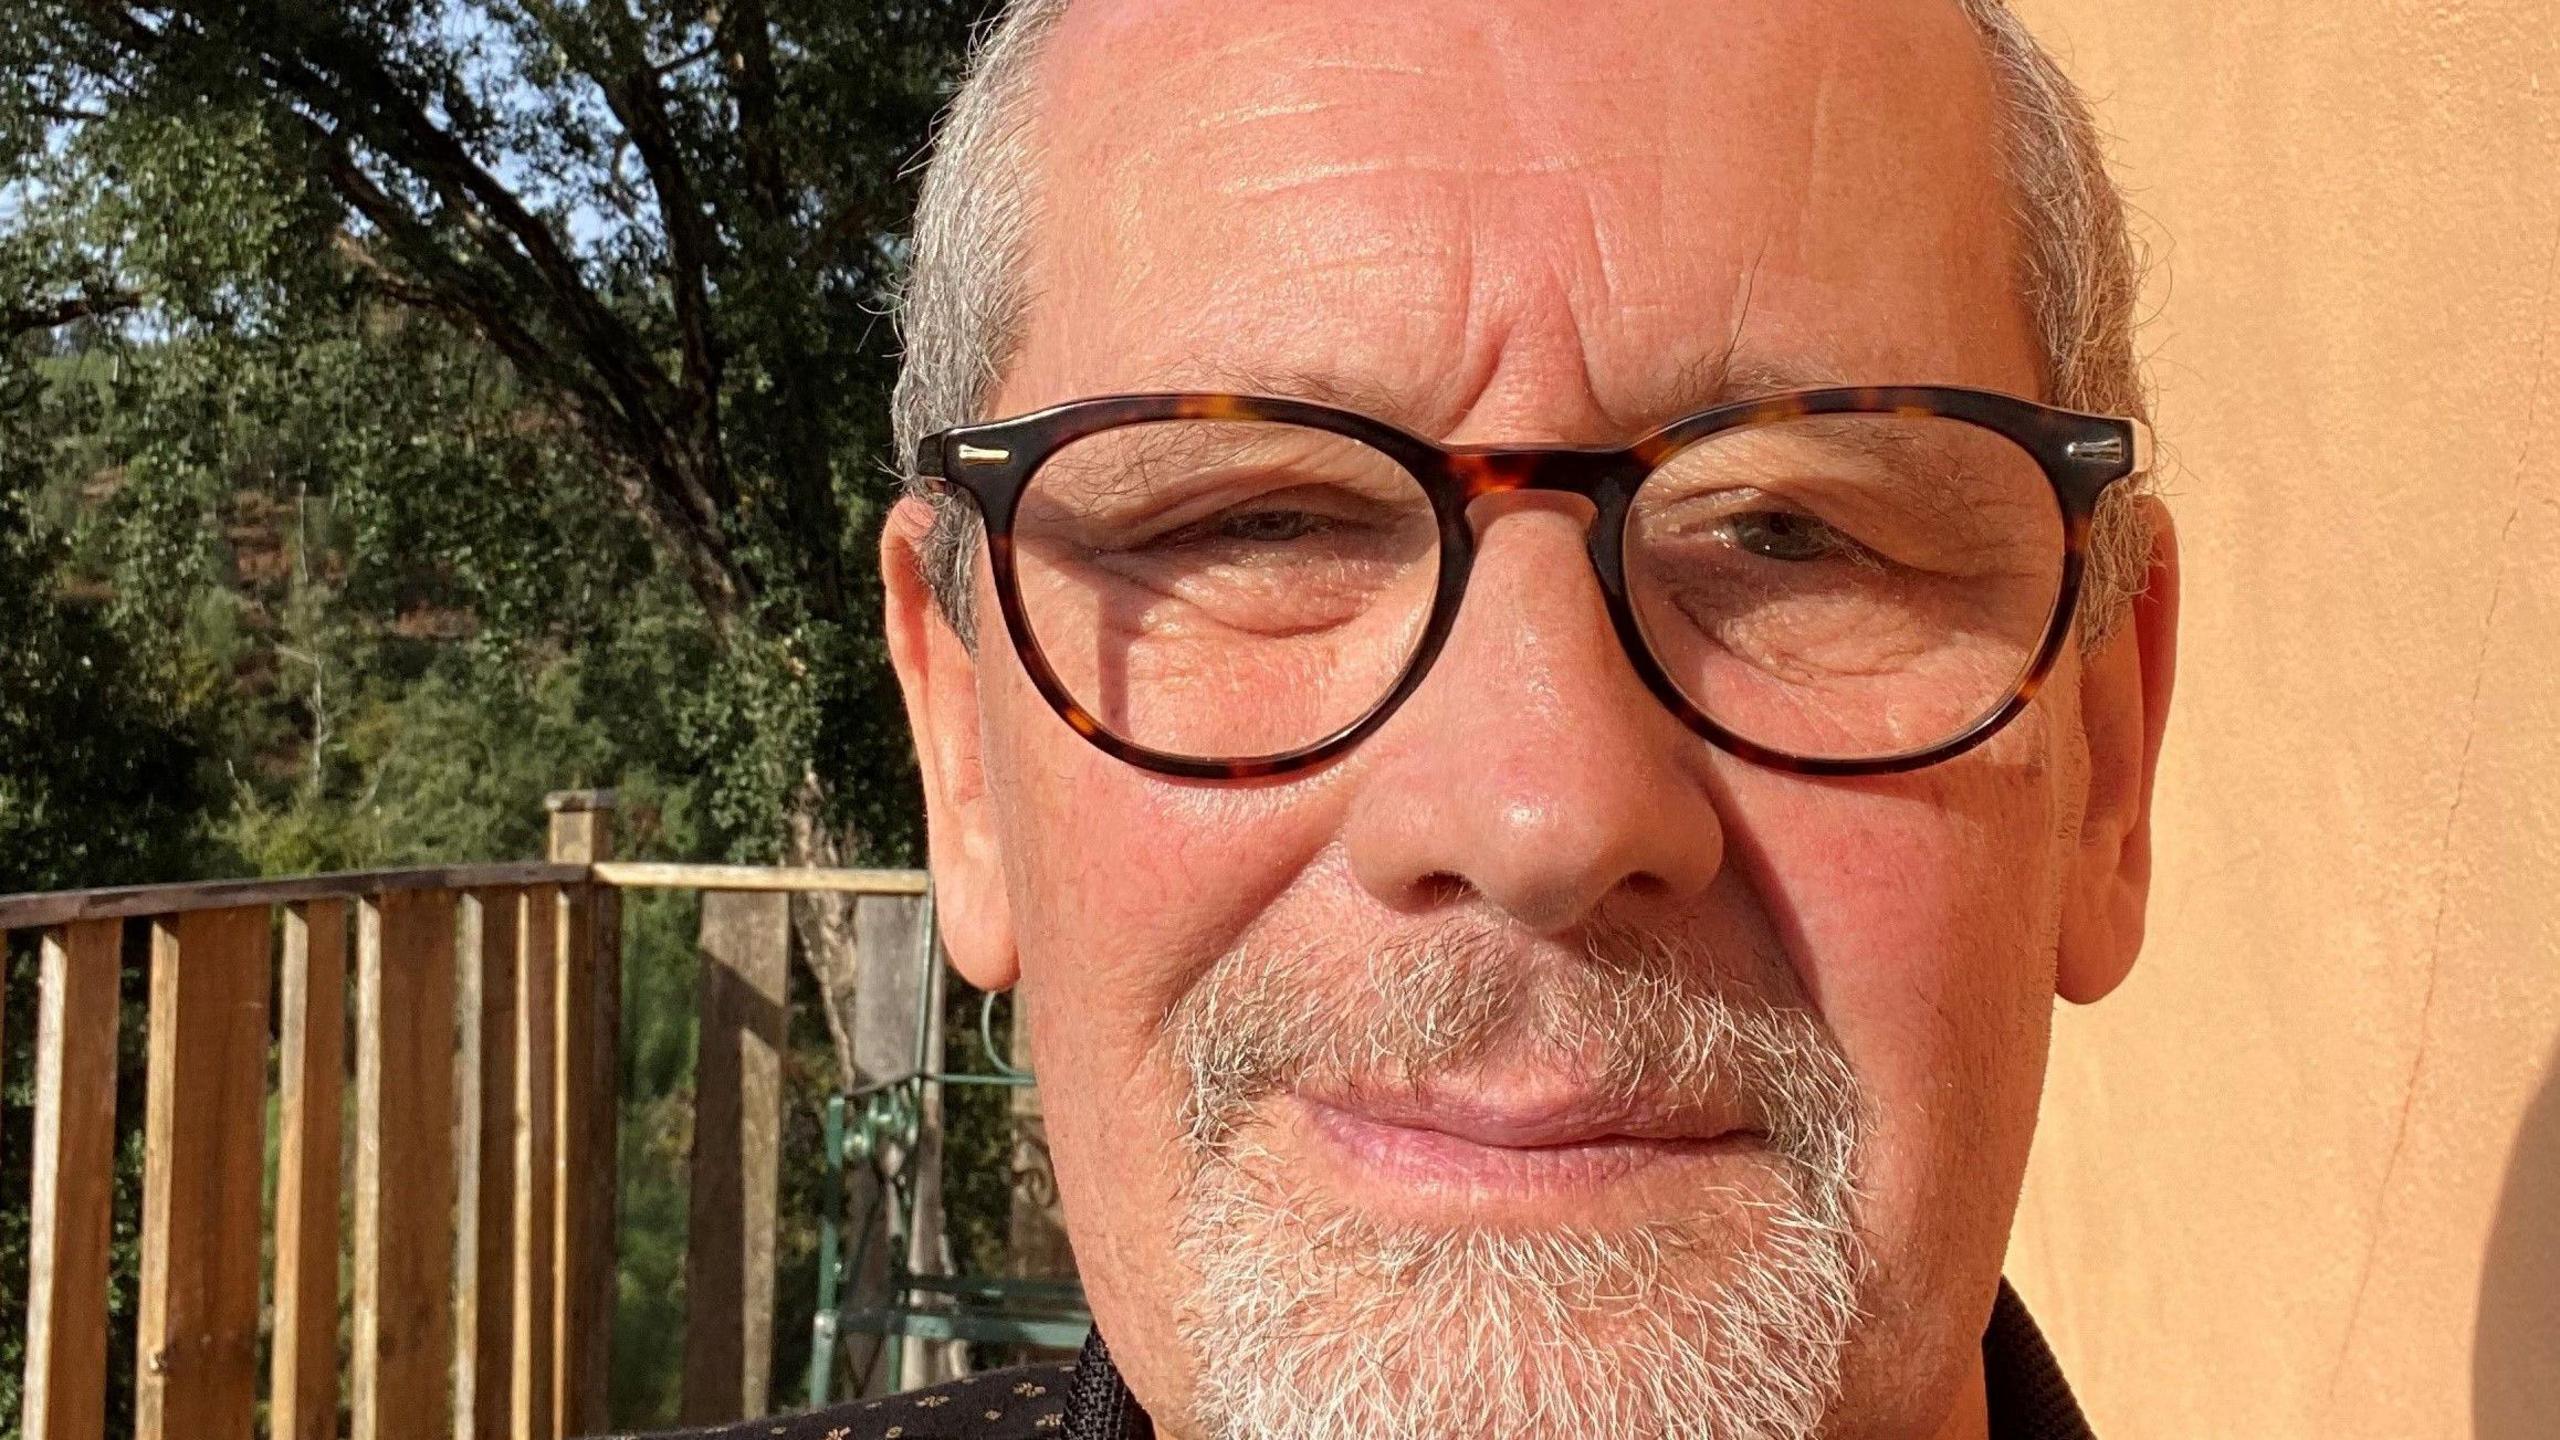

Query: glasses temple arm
(912, 434), (947, 480)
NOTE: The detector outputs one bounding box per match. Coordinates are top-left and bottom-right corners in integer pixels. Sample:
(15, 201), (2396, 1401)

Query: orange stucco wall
(1999, 4), (2560, 1437)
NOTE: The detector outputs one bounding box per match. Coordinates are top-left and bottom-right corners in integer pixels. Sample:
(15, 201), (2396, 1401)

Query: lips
(1298, 1080), (1757, 1150)
(1287, 1081), (1769, 1213)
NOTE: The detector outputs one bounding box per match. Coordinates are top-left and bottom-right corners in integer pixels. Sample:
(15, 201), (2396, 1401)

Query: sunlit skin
(881, 2), (2179, 1437)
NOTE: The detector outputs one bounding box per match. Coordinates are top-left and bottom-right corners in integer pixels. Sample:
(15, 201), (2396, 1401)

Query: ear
(2056, 500), (2180, 1005)
(882, 498), (1021, 992)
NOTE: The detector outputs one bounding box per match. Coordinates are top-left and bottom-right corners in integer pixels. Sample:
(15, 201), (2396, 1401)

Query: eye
(1719, 510), (1860, 563)
(1201, 509), (1334, 544)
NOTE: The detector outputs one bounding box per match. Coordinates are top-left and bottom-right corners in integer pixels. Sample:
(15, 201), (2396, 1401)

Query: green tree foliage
(6, 0), (988, 861)
(0, 353), (214, 893)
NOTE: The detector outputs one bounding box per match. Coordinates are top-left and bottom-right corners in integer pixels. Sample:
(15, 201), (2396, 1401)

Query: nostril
(1414, 871), (1472, 909)
(1619, 871), (1672, 903)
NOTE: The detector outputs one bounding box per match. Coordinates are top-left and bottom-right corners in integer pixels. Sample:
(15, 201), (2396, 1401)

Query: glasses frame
(914, 385), (2152, 781)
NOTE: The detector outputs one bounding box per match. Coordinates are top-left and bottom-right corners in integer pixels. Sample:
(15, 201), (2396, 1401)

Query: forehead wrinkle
(1063, 1), (1692, 199)
(1187, 93), (1331, 135)
(1217, 148), (1672, 200)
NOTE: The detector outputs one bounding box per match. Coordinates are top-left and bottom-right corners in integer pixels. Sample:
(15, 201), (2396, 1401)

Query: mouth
(1290, 1081), (1769, 1213)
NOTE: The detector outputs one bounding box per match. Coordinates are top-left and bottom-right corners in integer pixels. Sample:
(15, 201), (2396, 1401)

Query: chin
(1168, 1135), (1872, 1440)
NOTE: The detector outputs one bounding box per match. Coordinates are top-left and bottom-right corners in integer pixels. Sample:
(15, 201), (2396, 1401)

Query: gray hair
(891, 0), (2154, 648)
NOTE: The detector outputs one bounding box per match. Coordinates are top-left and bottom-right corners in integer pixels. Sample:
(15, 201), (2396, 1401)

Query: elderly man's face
(884, 1), (2176, 1437)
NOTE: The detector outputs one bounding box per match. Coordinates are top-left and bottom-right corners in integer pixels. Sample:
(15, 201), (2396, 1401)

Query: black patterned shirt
(616, 1280), (2094, 1440)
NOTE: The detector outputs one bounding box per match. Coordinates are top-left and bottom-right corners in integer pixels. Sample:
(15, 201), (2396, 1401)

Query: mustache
(1166, 911), (1867, 1195)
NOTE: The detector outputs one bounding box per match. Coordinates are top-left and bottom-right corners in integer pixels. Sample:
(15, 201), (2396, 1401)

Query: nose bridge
(1312, 383), (1742, 932)
(1341, 470), (1727, 934)
(1444, 445), (1623, 503)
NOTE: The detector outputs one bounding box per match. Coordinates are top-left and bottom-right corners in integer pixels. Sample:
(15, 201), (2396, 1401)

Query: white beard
(1165, 922), (1871, 1440)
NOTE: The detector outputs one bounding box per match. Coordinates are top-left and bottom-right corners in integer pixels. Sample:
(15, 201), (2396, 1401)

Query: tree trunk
(783, 771), (863, 1094)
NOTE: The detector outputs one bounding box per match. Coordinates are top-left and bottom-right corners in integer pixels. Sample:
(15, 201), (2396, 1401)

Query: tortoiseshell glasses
(914, 387), (2152, 780)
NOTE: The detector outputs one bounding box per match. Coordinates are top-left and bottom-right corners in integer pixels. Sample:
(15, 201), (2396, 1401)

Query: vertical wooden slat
(272, 902), (348, 1440)
(545, 795), (618, 1438)
(512, 887), (560, 1440)
(899, 914), (952, 1390)
(455, 890), (519, 1440)
(679, 891), (792, 1423)
(589, 864), (621, 1374)
(551, 877), (597, 1440)
(24, 919), (122, 1440)
(354, 890), (458, 1440)
(136, 905), (272, 1440)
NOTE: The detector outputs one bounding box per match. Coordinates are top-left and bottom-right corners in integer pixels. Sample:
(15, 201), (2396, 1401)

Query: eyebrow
(1123, 350), (1855, 441)
(1175, 358), (1417, 425)
(1658, 353), (1854, 417)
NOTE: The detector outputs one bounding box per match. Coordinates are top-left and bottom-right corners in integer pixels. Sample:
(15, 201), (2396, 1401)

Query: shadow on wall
(2476, 1034), (2560, 1437)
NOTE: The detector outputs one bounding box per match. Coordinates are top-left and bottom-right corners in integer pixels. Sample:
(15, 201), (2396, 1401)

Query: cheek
(979, 644), (1345, 1121)
(978, 639), (1363, 1361)
(1721, 724), (2069, 1256)
(983, 648), (1347, 1018)
(1742, 757), (2065, 1048)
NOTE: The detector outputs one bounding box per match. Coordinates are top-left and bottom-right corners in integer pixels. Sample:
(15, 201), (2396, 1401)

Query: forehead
(1007, 0), (2039, 436)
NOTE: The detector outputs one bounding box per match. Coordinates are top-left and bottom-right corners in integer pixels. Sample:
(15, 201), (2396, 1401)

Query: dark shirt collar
(1063, 1327), (1157, 1440)
(1981, 1279), (2098, 1440)
(1061, 1279), (2093, 1440)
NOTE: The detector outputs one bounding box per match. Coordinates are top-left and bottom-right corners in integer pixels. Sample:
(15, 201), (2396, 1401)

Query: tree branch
(710, 0), (855, 622)
(715, 0), (791, 227)
(76, 1), (765, 625)
(255, 44), (677, 407)
(225, 16), (747, 595)
(319, 162), (746, 627)
(651, 39), (717, 78)
(531, 0), (727, 464)
(3, 291), (141, 336)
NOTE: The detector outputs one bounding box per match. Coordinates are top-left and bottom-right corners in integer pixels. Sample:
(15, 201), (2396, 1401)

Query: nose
(1339, 498), (1728, 935)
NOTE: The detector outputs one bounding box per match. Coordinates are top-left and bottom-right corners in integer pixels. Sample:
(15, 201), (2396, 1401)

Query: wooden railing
(0, 791), (932, 1440)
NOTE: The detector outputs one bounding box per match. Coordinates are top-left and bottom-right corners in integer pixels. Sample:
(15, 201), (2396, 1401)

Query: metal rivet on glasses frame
(2064, 436), (2126, 464)
(955, 443), (1013, 464)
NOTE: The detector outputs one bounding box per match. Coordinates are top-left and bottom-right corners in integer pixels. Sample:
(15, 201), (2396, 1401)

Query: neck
(1924, 1348), (1993, 1440)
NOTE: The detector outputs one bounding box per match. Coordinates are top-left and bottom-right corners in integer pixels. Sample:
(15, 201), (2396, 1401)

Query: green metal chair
(805, 893), (1090, 1406)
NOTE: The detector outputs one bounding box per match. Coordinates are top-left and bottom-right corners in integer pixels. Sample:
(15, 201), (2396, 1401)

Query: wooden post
(679, 891), (792, 1423)
(137, 906), (272, 1440)
(456, 890), (520, 1440)
(846, 893), (932, 1397)
(354, 890), (458, 1440)
(24, 920), (122, 1440)
(272, 903), (348, 1440)
(512, 888), (561, 1440)
(546, 791), (619, 1438)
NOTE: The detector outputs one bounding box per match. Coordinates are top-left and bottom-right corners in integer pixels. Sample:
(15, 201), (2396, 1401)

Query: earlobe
(2056, 502), (2180, 1006)
(882, 499), (1022, 992)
